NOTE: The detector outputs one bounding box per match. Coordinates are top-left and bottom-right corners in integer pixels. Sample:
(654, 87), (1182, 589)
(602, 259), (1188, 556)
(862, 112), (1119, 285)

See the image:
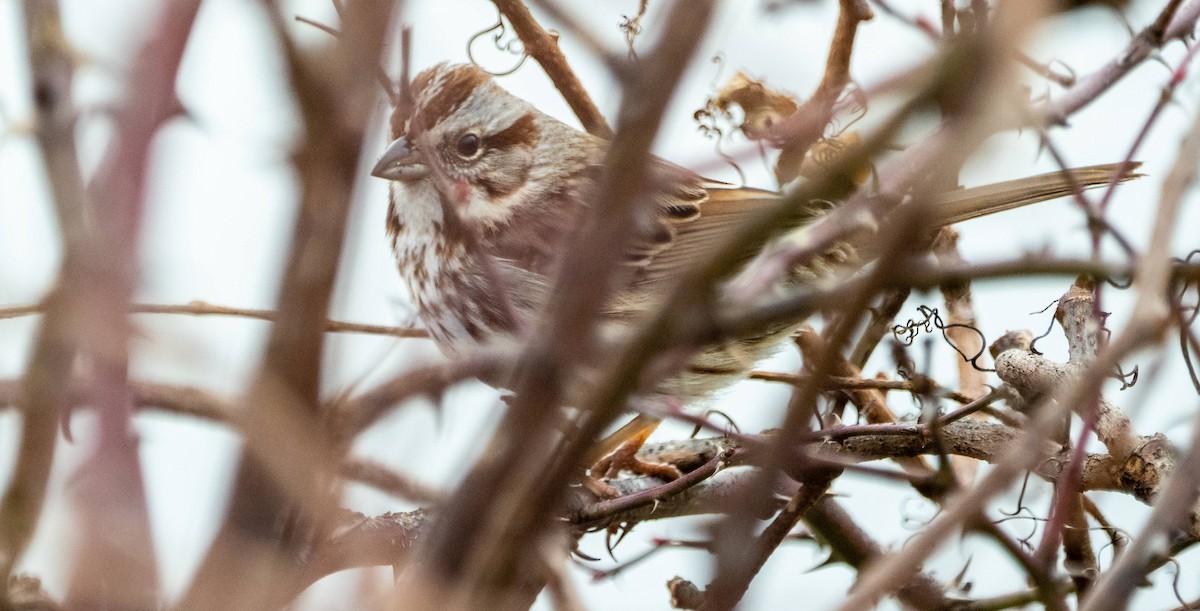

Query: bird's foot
(589, 438), (683, 481)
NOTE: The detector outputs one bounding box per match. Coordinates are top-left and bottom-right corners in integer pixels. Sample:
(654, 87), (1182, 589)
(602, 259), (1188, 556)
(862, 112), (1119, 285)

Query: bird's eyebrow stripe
(487, 113), (539, 150)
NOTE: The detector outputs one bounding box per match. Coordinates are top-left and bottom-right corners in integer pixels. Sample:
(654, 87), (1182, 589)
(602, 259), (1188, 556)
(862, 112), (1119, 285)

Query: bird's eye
(456, 132), (481, 158)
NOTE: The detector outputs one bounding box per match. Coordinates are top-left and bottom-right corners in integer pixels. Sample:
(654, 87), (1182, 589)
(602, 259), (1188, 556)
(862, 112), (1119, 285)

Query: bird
(371, 62), (1137, 478)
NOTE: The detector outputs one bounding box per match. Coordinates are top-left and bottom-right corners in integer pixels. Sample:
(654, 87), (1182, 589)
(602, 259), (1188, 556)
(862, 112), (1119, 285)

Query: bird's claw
(589, 438), (683, 481)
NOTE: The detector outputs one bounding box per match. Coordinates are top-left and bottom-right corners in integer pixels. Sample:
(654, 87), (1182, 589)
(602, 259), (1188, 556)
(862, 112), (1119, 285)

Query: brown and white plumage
(373, 63), (1138, 465)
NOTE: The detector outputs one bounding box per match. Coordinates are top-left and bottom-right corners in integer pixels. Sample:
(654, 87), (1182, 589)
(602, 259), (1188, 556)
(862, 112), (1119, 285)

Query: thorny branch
(15, 0), (204, 605)
(2, 0), (89, 588)
(182, 1), (398, 608)
(1076, 55), (1200, 611)
(839, 8), (1200, 607)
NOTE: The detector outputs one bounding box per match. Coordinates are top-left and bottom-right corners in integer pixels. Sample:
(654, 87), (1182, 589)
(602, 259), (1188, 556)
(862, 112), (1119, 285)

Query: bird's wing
(628, 162), (1142, 294)
(628, 182), (797, 292)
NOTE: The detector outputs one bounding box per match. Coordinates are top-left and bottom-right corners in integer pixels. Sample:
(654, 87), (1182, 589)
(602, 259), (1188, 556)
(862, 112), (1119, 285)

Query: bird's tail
(930, 162), (1142, 227)
(582, 413), (663, 468)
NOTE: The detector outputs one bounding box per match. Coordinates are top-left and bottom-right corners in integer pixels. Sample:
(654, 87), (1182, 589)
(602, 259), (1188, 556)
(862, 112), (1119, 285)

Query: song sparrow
(372, 62), (1134, 474)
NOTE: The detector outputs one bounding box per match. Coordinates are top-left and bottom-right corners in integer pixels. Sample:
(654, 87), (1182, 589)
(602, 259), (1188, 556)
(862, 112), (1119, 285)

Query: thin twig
(490, 0), (612, 138)
(1035, 0), (1200, 125)
(748, 370), (975, 404)
(338, 460), (447, 505)
(0, 300), (428, 338)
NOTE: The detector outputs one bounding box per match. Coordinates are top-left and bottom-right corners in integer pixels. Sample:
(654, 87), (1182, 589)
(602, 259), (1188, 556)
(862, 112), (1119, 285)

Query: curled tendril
(1173, 250), (1200, 307)
(992, 508), (1043, 547)
(693, 75), (749, 185)
(1105, 271), (1135, 290)
(1092, 528), (1131, 569)
(1028, 299), (1060, 356)
(813, 87), (875, 186)
(1095, 313), (1139, 390)
(716, 137), (749, 186)
(1029, 299), (1139, 388)
(1174, 250), (1200, 394)
(466, 13), (528, 77)
(830, 85), (869, 135)
(999, 471), (1034, 518)
(891, 308), (932, 345)
(1185, 331), (1200, 395)
(1115, 363), (1139, 390)
(690, 409), (740, 439)
(619, 0), (648, 60)
(891, 305), (994, 372)
(709, 52), (728, 89)
(898, 496), (939, 531)
(1163, 559), (1196, 610)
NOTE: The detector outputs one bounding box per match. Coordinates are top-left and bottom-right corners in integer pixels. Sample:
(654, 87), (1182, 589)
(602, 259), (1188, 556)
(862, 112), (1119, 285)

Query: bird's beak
(371, 136), (430, 182)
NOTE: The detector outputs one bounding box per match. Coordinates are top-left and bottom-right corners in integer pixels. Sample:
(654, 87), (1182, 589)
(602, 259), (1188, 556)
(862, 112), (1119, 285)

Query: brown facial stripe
(385, 197), (402, 238)
(389, 99), (414, 140)
(414, 65), (489, 131)
(487, 113), (539, 150)
(686, 365), (743, 376)
(474, 114), (539, 199)
(432, 197), (467, 246)
(478, 173), (520, 199)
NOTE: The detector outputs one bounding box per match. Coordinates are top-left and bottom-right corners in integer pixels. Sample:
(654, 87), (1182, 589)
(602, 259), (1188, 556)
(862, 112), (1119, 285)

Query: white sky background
(1, 0), (1199, 608)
